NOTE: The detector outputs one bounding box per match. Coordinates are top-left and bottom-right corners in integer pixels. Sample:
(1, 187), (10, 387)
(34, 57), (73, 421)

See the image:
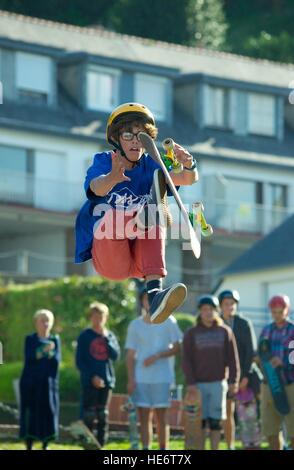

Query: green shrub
(0, 362), (22, 402)
(0, 278), (195, 403)
(0, 276), (137, 363)
(174, 312), (195, 333)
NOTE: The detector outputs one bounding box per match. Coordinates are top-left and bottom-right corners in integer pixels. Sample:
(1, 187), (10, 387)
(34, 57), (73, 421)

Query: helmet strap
(109, 137), (142, 168)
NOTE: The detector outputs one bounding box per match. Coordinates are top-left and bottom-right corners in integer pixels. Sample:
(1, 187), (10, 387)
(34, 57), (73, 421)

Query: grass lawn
(0, 439), (269, 450)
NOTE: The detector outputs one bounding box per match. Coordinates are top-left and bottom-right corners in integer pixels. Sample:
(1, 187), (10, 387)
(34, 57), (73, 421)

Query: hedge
(0, 277), (195, 403)
(0, 276), (136, 363)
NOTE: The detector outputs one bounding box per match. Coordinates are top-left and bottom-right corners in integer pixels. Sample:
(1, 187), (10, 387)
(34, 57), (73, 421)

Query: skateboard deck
(139, 132), (201, 259)
(183, 388), (202, 450)
(236, 396), (261, 449)
(69, 420), (102, 450)
(121, 396), (139, 450)
(259, 338), (290, 415)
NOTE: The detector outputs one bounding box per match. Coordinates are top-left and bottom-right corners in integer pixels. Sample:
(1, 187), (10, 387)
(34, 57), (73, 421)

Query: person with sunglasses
(75, 103), (198, 324)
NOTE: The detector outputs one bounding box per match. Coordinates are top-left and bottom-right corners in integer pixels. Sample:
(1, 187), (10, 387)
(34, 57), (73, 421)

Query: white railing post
(17, 250), (29, 275)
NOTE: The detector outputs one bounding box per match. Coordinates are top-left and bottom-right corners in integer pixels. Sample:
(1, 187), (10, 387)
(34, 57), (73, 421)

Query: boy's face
(199, 304), (215, 323)
(271, 307), (288, 325)
(221, 298), (237, 316)
(118, 124), (145, 162)
(90, 310), (108, 329)
(35, 314), (52, 336)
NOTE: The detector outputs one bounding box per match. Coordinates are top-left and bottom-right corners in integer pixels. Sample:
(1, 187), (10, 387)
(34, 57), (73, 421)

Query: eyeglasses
(119, 131), (142, 141)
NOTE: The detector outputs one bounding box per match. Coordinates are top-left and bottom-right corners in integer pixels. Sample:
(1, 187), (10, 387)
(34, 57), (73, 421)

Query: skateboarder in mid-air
(75, 103), (198, 324)
(258, 295), (294, 450)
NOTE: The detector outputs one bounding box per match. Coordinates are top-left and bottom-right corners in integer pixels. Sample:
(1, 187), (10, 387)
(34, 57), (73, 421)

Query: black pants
(81, 386), (112, 446)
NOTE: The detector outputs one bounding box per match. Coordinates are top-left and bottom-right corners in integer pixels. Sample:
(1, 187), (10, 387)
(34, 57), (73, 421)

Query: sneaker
(135, 169), (172, 231)
(149, 283), (187, 324)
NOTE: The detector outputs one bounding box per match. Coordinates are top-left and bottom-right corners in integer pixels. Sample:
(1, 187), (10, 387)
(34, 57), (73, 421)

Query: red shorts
(91, 209), (167, 280)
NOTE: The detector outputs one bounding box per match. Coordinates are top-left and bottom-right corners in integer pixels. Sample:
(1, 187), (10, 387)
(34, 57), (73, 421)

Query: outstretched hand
(111, 151), (131, 184)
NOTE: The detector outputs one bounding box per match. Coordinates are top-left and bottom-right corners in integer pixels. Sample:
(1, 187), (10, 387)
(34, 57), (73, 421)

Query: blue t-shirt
(75, 151), (174, 263)
(76, 328), (120, 388)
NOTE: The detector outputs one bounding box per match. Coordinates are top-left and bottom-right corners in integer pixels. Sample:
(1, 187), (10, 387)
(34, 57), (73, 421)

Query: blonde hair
(88, 301), (109, 317)
(34, 309), (55, 328)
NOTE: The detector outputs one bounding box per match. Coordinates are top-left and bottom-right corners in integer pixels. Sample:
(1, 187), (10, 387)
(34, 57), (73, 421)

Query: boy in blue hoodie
(76, 301), (120, 446)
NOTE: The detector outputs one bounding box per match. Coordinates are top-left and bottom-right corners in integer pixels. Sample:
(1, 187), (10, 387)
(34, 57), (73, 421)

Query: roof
(0, 10), (294, 88)
(1, 96), (294, 169)
(0, 10), (294, 168)
(222, 214), (294, 276)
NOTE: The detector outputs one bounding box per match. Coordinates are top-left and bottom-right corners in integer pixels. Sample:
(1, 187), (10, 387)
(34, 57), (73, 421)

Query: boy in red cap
(259, 294), (294, 450)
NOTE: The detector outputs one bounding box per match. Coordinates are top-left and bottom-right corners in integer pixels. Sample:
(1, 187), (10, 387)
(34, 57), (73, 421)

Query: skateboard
(162, 139), (213, 241)
(183, 388), (202, 450)
(235, 388), (261, 449)
(139, 132), (212, 259)
(69, 420), (102, 450)
(121, 396), (139, 450)
(259, 338), (290, 415)
(161, 138), (183, 173)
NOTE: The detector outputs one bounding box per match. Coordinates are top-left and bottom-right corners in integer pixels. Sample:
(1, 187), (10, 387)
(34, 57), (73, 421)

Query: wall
(0, 128), (101, 212)
(0, 230), (67, 277)
(217, 266), (294, 338)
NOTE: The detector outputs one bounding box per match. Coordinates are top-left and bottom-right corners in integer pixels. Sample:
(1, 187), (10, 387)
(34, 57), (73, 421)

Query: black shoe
(135, 169), (172, 230)
(149, 283), (187, 324)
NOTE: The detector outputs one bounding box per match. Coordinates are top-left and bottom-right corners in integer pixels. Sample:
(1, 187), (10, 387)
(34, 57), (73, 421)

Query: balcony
(202, 198), (291, 236)
(178, 191), (291, 236)
(0, 170), (83, 213)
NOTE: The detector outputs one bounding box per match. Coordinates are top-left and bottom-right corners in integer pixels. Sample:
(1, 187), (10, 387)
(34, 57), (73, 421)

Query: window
(209, 176), (263, 232)
(0, 49), (3, 102)
(248, 93), (275, 136)
(204, 86), (229, 128)
(0, 145), (28, 172)
(16, 52), (52, 104)
(270, 184), (287, 208)
(135, 73), (168, 121)
(87, 67), (120, 111)
(0, 145), (32, 202)
(268, 183), (287, 228)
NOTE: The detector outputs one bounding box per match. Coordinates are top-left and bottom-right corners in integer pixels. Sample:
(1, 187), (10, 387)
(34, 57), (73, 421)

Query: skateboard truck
(189, 202), (213, 237)
(161, 138), (183, 174)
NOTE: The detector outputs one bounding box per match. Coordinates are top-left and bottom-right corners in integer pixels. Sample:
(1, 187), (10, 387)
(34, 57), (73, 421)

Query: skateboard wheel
(162, 138), (175, 150)
(201, 224), (213, 237)
(192, 202), (204, 212)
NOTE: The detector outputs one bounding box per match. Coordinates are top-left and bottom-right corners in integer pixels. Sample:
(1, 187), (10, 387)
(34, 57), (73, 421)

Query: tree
(108, 0), (191, 45)
(0, 0), (116, 26)
(243, 31), (294, 64)
(108, 0), (228, 50)
(187, 0), (228, 49)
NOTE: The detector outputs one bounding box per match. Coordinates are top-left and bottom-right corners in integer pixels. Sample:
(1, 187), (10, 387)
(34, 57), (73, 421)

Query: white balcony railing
(0, 170), (84, 212)
(0, 249), (70, 278)
(170, 194), (291, 237)
(0, 171), (291, 235)
(201, 198), (291, 235)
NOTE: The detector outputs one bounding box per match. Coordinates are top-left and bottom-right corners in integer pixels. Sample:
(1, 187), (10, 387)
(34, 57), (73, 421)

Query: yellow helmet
(106, 102), (155, 143)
